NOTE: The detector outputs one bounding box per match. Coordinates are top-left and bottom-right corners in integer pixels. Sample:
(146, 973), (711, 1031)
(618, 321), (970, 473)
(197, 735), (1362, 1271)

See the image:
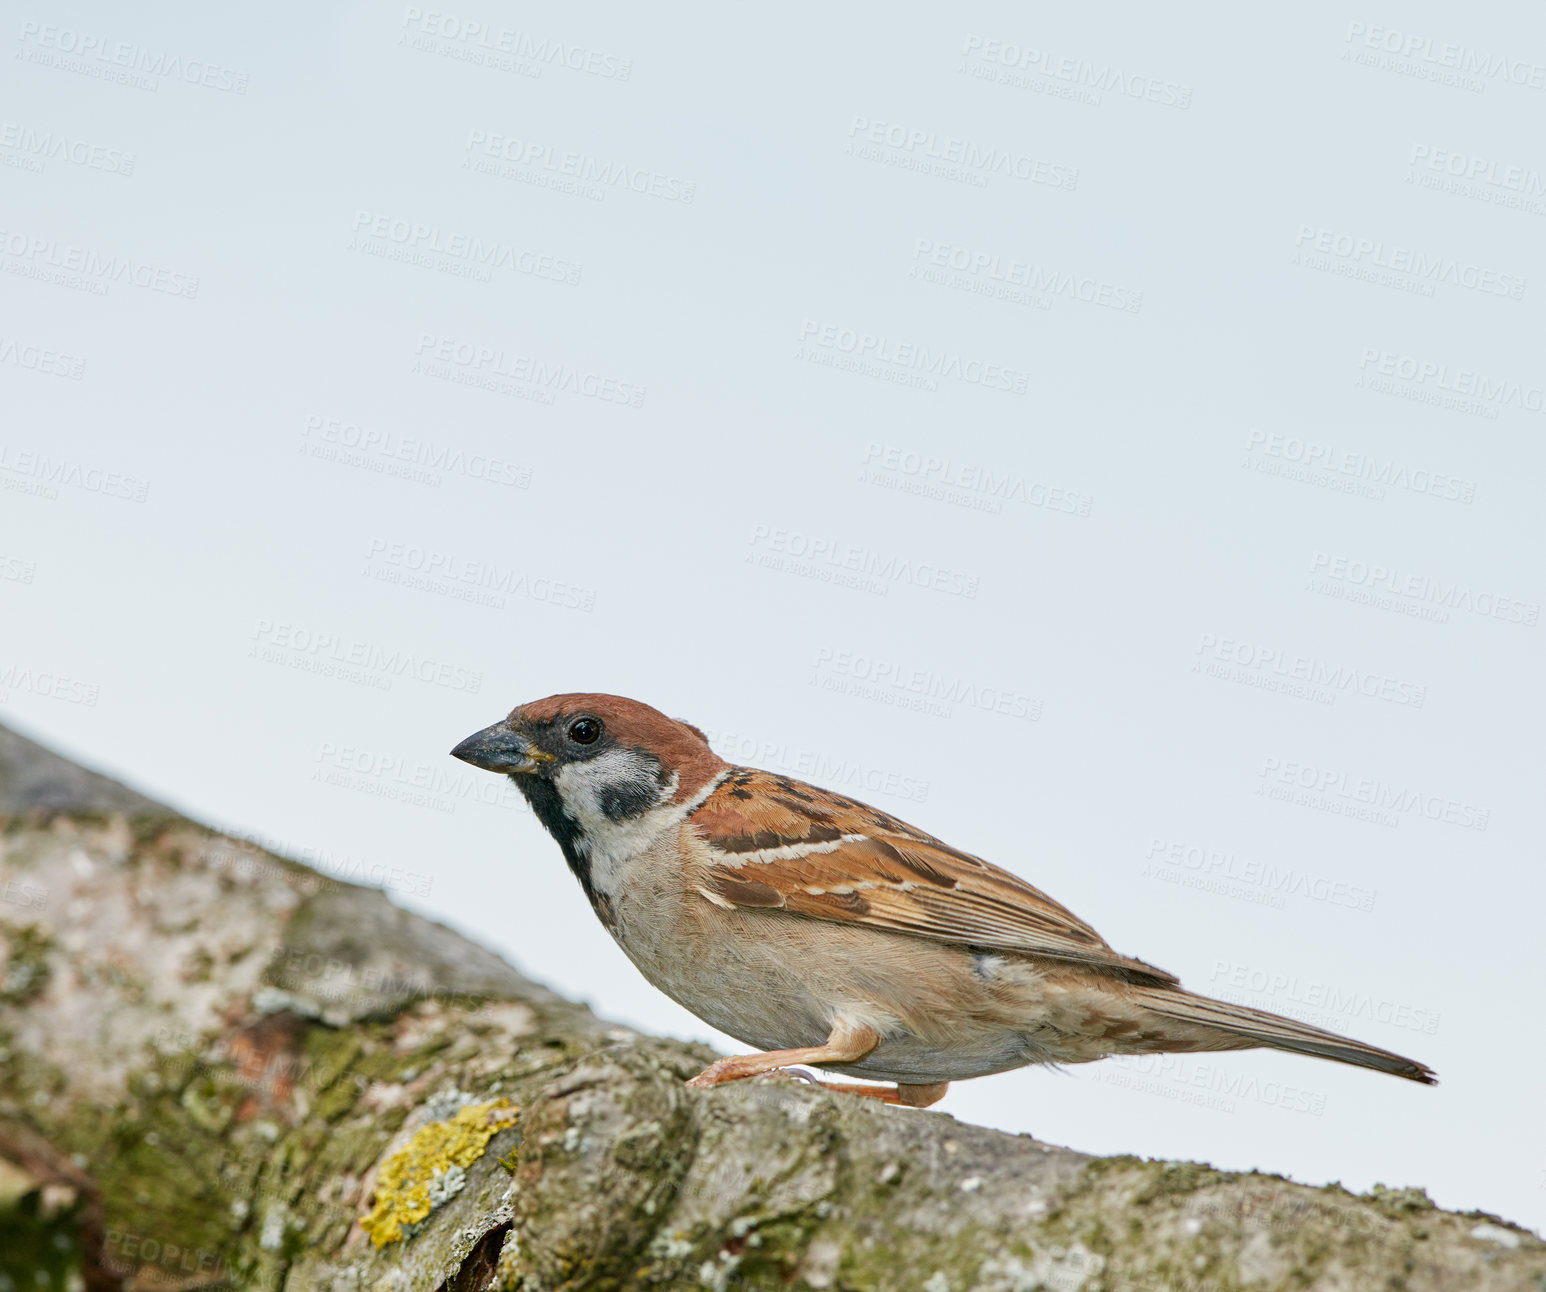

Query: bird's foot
(806, 1078), (949, 1107)
(686, 1059), (947, 1107)
(685, 1053), (770, 1088)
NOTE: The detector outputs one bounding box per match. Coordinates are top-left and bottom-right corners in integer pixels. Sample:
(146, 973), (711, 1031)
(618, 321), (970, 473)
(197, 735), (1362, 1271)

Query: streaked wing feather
(690, 769), (1178, 986)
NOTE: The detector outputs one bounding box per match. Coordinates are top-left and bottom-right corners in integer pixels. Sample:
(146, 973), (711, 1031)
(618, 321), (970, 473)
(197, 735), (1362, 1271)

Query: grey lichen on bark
(0, 719), (1540, 1291)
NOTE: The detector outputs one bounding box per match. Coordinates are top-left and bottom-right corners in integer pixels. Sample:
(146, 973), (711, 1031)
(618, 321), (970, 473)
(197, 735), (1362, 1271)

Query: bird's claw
(761, 1065), (822, 1086)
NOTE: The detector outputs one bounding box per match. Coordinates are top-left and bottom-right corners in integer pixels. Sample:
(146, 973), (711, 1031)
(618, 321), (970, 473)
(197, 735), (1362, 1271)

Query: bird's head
(451, 693), (728, 888)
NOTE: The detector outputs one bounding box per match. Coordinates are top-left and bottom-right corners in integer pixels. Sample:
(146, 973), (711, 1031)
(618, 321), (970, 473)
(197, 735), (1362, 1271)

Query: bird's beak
(450, 722), (552, 775)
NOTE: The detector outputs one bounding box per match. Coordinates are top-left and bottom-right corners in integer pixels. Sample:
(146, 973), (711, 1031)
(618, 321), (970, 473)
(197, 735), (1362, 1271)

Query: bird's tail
(1133, 986), (1437, 1085)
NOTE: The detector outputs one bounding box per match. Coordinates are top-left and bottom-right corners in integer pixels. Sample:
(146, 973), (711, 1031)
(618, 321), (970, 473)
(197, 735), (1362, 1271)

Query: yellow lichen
(359, 1098), (519, 1248)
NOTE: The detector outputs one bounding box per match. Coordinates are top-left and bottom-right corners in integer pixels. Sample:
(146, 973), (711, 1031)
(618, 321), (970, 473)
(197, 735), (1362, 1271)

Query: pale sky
(2, 0), (1543, 1235)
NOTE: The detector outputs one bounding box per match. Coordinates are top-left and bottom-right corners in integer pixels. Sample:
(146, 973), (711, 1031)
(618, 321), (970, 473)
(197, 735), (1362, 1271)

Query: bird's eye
(567, 717), (602, 745)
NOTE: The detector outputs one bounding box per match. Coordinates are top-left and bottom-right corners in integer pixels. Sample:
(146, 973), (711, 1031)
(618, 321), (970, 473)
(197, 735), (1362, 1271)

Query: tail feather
(1135, 987), (1437, 1085)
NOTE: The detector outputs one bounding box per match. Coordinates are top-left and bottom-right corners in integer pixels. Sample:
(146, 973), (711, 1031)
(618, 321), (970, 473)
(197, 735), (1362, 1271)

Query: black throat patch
(513, 775), (599, 909)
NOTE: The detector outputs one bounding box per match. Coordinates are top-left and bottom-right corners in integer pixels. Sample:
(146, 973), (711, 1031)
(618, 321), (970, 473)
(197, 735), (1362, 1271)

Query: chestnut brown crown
(451, 692), (727, 805)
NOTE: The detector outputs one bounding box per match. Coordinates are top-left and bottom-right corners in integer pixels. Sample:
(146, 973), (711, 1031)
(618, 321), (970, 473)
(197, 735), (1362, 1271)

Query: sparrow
(451, 693), (1435, 1107)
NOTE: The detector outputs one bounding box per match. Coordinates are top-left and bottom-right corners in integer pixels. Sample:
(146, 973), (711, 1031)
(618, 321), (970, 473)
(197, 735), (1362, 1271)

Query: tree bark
(0, 720), (1539, 1291)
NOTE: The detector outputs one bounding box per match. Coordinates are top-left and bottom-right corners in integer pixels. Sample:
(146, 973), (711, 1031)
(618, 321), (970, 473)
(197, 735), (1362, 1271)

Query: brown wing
(688, 768), (1178, 987)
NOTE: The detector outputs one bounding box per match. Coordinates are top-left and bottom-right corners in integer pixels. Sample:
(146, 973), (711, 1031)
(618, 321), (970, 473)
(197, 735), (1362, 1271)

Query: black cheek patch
(598, 777), (661, 822)
(596, 748), (668, 822)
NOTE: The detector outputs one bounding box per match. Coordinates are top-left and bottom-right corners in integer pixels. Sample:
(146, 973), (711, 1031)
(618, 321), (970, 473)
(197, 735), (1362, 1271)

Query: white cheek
(553, 750), (663, 829)
(554, 752), (679, 895)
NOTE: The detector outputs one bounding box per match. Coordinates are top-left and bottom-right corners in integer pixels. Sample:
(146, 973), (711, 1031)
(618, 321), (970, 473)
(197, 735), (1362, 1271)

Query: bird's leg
(794, 1077), (949, 1107)
(686, 1024), (948, 1107)
(686, 1019), (879, 1089)
(892, 1081), (950, 1107)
